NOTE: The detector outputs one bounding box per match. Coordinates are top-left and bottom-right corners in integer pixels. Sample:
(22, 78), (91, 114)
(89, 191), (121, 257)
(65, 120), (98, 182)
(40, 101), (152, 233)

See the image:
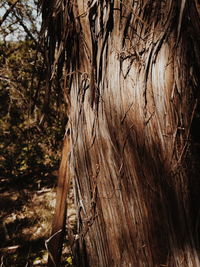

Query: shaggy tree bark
(43, 1), (200, 266)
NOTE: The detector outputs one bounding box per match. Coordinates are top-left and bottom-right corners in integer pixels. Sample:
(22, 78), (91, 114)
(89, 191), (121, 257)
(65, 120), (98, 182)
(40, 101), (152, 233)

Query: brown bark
(43, 0), (200, 266)
(47, 134), (70, 267)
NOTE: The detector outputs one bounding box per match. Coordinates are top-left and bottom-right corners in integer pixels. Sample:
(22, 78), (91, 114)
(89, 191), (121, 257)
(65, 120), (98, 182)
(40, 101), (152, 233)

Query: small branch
(0, 256), (4, 267)
(0, 0), (20, 27)
(177, 0), (187, 43)
(45, 229), (62, 267)
(6, 1), (37, 44)
(14, 13), (37, 43)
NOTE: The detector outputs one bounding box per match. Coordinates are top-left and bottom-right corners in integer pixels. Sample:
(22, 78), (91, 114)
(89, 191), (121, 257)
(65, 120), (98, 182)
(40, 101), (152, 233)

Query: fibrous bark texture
(42, 0), (200, 266)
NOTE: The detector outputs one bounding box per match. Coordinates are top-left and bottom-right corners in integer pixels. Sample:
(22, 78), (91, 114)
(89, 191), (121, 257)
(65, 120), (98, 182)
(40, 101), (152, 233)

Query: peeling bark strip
(47, 135), (70, 267)
(42, 0), (200, 266)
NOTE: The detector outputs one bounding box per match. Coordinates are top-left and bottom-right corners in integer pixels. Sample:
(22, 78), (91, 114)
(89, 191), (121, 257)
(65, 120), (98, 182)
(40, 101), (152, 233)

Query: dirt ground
(0, 173), (76, 266)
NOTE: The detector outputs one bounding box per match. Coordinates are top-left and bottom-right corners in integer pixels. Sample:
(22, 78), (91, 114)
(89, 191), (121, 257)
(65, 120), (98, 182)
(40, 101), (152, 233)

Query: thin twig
(0, 256), (4, 267)
(45, 229), (62, 267)
(0, 0), (20, 27)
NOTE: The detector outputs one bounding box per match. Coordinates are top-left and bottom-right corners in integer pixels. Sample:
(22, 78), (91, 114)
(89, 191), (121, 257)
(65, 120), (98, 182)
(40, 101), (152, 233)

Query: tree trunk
(43, 1), (200, 266)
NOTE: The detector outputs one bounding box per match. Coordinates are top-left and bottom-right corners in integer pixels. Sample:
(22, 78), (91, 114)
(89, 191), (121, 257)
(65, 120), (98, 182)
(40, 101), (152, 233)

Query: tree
(42, 1), (200, 266)
(0, 1), (67, 180)
(0, 0), (39, 42)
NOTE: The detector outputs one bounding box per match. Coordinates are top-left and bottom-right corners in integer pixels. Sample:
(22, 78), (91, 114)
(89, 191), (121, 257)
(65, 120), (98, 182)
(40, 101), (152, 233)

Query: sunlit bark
(43, 1), (200, 266)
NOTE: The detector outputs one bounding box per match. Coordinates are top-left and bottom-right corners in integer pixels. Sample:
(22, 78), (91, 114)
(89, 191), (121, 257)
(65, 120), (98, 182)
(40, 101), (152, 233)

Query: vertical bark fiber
(47, 135), (70, 267)
(42, 0), (200, 266)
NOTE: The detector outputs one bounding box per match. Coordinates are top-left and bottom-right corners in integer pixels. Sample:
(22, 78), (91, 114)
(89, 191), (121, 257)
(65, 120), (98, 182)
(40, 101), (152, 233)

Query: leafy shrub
(0, 41), (66, 180)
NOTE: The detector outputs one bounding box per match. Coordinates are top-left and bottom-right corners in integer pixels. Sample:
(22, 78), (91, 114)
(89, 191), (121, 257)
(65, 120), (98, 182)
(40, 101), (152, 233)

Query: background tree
(43, 0), (200, 266)
(0, 0), (67, 179)
(0, 0), (39, 42)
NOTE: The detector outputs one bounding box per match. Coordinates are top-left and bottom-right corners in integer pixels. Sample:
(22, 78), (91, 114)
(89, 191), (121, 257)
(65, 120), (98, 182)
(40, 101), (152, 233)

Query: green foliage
(0, 0), (68, 180)
(66, 256), (73, 265)
(0, 40), (66, 179)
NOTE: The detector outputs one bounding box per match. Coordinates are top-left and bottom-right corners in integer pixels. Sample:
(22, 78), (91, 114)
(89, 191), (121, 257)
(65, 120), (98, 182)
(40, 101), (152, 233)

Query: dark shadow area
(77, 107), (200, 266)
(120, 118), (200, 265)
(0, 196), (24, 214)
(73, 98), (200, 266)
(0, 238), (46, 267)
(0, 173), (57, 192)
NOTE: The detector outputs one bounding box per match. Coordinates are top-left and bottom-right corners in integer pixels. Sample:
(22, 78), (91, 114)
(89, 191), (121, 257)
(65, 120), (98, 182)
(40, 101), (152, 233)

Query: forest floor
(0, 173), (76, 266)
